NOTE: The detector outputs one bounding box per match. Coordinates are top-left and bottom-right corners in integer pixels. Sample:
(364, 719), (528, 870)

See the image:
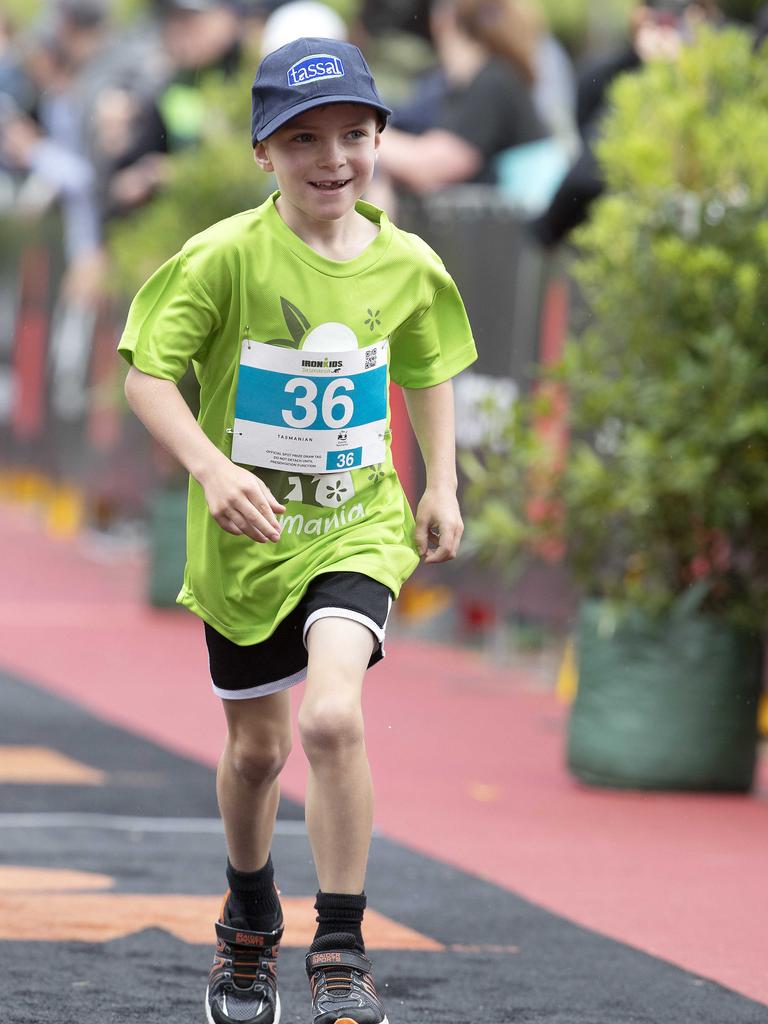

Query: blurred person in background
(0, 1), (112, 303)
(358, 0), (433, 42)
(754, 2), (768, 48)
(154, 0), (245, 150)
(529, 0), (724, 248)
(0, 13), (36, 112)
(375, 0), (549, 198)
(532, 10), (577, 150)
(0, 0), (164, 300)
(0, 0), (168, 423)
(388, 0), (575, 144)
(102, 0), (249, 219)
(96, 84), (169, 219)
(0, 14), (41, 211)
(353, 0), (436, 107)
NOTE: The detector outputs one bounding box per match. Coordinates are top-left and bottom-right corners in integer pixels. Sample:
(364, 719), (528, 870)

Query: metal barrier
(397, 188), (573, 628)
(0, 213), (159, 529)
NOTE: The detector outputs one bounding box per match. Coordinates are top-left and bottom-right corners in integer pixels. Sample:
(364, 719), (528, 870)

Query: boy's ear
(254, 142), (273, 173)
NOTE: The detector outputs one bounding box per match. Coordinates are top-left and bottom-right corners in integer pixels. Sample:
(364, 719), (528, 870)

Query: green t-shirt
(118, 192), (476, 644)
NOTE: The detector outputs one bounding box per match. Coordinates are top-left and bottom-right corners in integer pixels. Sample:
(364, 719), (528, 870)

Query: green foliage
(321, 0), (362, 23)
(539, 0), (634, 52)
(2, 0), (146, 27)
(111, 0), (150, 23)
(538, 1), (766, 53)
(2, 0), (43, 27)
(108, 62), (274, 295)
(463, 27), (768, 630)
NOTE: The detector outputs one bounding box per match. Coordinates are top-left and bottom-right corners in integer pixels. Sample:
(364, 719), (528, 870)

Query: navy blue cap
(251, 37), (391, 144)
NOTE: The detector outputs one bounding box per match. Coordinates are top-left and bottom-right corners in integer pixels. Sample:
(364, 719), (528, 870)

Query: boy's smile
(254, 103), (381, 233)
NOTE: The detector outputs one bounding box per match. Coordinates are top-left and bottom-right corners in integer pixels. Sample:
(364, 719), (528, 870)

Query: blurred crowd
(0, 0), (766, 308)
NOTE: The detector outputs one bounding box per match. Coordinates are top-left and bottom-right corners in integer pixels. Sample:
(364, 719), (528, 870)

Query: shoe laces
(227, 937), (277, 994)
(316, 963), (356, 997)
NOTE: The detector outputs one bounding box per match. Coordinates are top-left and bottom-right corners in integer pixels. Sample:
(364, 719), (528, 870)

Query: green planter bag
(567, 600), (763, 791)
(147, 488), (188, 608)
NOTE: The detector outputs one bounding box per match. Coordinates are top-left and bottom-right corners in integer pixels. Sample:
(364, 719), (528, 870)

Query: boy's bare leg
(300, 618), (389, 1024)
(207, 692), (290, 1024)
(299, 617), (376, 893)
(217, 689), (293, 871)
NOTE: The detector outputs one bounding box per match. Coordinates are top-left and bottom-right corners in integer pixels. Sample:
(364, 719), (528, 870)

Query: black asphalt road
(1, 668), (766, 1024)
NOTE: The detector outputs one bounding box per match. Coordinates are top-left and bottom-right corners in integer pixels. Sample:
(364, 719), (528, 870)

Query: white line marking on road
(0, 813), (308, 834)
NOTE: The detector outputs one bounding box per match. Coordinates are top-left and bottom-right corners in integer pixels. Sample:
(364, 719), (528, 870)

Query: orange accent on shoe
(218, 890), (230, 921)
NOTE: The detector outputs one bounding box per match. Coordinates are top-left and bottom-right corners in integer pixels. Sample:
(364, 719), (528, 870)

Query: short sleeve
(389, 278), (477, 389)
(439, 60), (545, 159)
(117, 250), (222, 383)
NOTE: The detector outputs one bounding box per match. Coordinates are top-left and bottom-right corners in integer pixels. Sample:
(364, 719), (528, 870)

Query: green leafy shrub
(539, 0), (634, 53)
(3, 0), (148, 28)
(463, 26), (768, 631)
(538, 1), (764, 55)
(2, 0), (43, 27)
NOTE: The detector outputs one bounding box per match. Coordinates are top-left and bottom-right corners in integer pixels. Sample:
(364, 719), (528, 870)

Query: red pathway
(2, 503), (766, 1004)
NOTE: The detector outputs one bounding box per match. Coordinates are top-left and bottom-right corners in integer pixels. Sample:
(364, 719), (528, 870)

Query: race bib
(231, 339), (388, 474)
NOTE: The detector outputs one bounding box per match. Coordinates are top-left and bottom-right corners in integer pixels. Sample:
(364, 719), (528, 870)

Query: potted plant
(461, 26), (768, 790)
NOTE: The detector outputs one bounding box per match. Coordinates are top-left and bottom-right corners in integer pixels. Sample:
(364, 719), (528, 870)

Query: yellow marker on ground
(758, 693), (768, 738)
(556, 637), (578, 704)
(45, 484), (84, 538)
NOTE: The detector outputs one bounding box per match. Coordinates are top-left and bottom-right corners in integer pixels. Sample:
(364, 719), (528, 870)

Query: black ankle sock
(225, 855), (282, 931)
(310, 890), (366, 954)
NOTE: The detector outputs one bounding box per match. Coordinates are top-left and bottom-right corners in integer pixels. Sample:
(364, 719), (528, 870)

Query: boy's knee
(298, 698), (364, 759)
(227, 731), (291, 784)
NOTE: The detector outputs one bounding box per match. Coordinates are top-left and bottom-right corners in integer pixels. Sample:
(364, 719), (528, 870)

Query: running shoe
(205, 893), (283, 1024)
(306, 935), (388, 1024)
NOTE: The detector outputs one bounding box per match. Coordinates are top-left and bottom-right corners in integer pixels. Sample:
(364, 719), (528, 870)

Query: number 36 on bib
(231, 339), (388, 474)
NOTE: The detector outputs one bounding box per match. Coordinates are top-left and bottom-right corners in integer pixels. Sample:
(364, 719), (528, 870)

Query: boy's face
(254, 103), (381, 224)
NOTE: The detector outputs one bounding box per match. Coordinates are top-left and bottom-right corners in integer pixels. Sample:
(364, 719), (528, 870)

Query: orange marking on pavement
(0, 866), (113, 892)
(448, 944), (519, 955)
(468, 783), (503, 802)
(0, 746), (106, 785)
(0, 892), (443, 949)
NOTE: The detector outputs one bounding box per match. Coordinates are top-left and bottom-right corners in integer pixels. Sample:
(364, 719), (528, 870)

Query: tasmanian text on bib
(232, 340), (388, 474)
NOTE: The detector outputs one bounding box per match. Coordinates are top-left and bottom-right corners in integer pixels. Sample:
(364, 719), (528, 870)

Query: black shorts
(205, 571), (393, 700)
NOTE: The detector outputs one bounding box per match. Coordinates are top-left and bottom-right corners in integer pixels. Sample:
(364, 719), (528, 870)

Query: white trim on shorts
(210, 595), (393, 701)
(302, 595), (393, 650)
(211, 666), (307, 701)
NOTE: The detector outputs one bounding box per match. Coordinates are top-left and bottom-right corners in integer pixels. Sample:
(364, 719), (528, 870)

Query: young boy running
(119, 37), (476, 1024)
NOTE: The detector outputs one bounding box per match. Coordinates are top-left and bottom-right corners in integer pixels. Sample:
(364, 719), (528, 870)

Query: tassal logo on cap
(287, 53), (345, 88)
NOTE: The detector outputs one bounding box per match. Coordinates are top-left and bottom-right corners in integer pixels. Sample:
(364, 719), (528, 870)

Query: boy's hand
(414, 486), (463, 563)
(200, 460), (285, 543)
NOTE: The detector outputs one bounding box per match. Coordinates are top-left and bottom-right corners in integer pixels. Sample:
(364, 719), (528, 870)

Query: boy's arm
(402, 379), (462, 564)
(124, 366), (284, 543)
